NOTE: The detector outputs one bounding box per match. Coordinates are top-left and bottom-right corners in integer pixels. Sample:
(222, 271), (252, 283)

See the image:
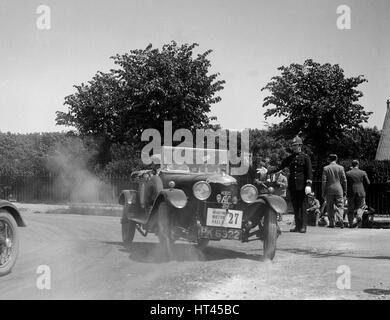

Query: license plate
(199, 226), (242, 240)
(206, 208), (243, 229)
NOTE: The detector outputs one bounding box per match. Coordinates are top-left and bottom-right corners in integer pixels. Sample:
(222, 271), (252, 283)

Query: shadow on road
(279, 248), (390, 261)
(364, 288), (390, 296)
(278, 248), (345, 258)
(102, 241), (262, 263)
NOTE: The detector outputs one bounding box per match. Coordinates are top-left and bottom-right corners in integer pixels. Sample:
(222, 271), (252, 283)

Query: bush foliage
(0, 127), (386, 182)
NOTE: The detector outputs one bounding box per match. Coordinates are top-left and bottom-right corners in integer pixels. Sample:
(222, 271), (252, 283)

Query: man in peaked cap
(268, 135), (313, 233)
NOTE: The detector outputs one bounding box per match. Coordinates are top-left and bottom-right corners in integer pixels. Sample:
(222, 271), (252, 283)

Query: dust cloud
(46, 139), (117, 204)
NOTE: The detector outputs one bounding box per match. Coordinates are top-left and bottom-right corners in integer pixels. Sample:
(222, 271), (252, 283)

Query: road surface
(1, 205), (389, 299)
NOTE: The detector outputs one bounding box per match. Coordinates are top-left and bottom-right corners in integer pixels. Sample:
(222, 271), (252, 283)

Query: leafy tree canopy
(56, 41), (225, 151)
(261, 59), (371, 160)
(329, 126), (380, 160)
(249, 128), (289, 165)
(0, 132), (91, 176)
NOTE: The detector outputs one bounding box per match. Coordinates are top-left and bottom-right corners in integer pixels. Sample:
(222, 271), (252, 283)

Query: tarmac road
(0, 205), (389, 300)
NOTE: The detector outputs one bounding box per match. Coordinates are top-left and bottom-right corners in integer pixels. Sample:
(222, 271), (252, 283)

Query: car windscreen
(161, 146), (228, 174)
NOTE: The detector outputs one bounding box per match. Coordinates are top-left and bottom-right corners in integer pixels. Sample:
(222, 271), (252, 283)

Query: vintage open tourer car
(0, 200), (25, 276)
(119, 147), (287, 260)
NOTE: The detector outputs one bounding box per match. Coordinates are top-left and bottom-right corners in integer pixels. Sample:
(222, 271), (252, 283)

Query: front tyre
(121, 206), (136, 246)
(157, 202), (173, 260)
(195, 238), (209, 251)
(0, 210), (20, 276)
(262, 208), (277, 260)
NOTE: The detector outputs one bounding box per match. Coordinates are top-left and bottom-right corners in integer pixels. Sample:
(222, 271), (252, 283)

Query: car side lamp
(268, 187), (275, 194)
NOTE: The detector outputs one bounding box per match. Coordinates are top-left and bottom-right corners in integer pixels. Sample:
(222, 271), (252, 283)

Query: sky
(0, 0), (389, 133)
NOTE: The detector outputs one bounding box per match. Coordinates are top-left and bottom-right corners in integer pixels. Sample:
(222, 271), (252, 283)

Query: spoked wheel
(262, 208), (278, 260)
(0, 210), (19, 276)
(121, 206), (136, 246)
(157, 202), (173, 260)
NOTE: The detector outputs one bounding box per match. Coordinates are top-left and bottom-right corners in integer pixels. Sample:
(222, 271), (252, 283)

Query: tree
(56, 41), (225, 164)
(0, 132), (97, 176)
(249, 128), (289, 165)
(102, 143), (144, 176)
(329, 126), (381, 160)
(261, 59), (371, 162)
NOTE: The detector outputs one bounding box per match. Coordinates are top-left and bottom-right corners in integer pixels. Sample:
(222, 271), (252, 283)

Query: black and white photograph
(0, 0), (390, 304)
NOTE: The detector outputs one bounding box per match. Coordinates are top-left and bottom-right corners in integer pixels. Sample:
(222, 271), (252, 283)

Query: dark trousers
(347, 195), (365, 226)
(290, 190), (307, 229)
(326, 194), (344, 227)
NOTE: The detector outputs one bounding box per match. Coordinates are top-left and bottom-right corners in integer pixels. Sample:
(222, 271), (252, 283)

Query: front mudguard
(152, 189), (188, 210)
(145, 189), (188, 231)
(257, 194), (287, 215)
(0, 200), (26, 227)
(243, 194), (287, 225)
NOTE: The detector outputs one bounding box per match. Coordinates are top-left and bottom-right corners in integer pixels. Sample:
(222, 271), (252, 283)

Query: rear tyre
(121, 206), (136, 246)
(262, 208), (277, 260)
(0, 210), (20, 277)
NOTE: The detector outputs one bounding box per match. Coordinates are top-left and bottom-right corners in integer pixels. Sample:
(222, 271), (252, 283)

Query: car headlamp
(193, 181), (211, 201)
(240, 184), (258, 203)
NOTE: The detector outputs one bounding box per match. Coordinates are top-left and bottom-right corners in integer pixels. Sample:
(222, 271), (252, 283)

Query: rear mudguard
(118, 190), (137, 206)
(119, 190), (140, 224)
(243, 194), (287, 224)
(0, 200), (26, 227)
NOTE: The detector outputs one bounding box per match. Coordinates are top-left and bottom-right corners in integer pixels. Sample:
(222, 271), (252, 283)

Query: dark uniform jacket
(275, 152), (313, 191)
(346, 168), (370, 198)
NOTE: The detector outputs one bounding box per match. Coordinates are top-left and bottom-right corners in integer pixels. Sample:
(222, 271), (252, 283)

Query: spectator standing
(255, 160), (268, 181)
(254, 160), (269, 193)
(346, 160), (370, 228)
(272, 170), (288, 199)
(321, 154), (347, 228)
(264, 157), (271, 170)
